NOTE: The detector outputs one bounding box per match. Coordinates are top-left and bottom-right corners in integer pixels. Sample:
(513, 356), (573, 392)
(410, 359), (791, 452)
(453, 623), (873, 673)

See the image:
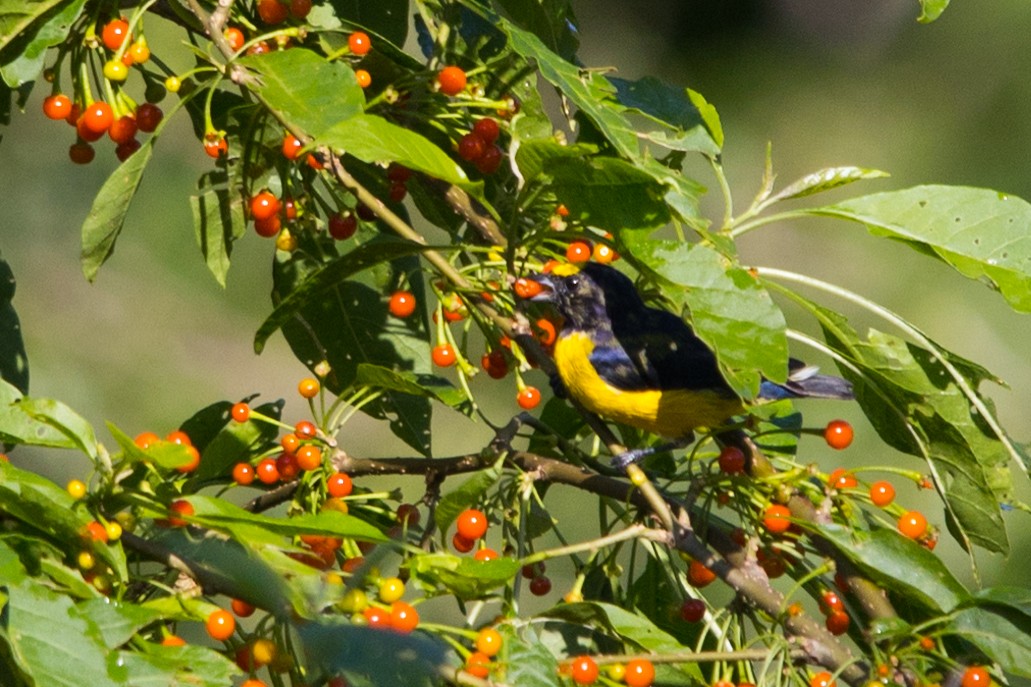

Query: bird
(525, 262), (854, 468)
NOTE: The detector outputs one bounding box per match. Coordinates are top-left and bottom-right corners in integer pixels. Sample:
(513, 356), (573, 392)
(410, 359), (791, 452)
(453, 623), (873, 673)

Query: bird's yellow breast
(553, 332), (743, 438)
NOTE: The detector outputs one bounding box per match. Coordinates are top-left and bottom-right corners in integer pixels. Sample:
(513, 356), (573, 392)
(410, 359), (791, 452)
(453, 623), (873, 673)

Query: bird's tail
(758, 360), (854, 401)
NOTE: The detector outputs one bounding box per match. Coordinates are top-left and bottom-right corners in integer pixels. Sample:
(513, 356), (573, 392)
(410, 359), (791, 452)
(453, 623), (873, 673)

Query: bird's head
(520, 263), (642, 331)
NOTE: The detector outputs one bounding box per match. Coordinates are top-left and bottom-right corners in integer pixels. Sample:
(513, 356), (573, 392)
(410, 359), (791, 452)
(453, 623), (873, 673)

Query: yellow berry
(67, 479), (87, 499)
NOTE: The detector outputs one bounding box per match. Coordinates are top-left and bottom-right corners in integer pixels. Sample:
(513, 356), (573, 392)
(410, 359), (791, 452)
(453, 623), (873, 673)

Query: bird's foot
(610, 438), (690, 471)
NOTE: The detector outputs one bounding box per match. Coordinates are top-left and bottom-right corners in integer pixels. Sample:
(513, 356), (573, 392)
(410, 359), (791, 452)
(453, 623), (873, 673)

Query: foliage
(1, 1), (1029, 687)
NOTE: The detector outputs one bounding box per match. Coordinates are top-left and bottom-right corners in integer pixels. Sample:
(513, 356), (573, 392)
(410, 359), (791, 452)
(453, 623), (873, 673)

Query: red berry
(205, 609), (235, 641)
(962, 667), (991, 687)
(457, 133), (486, 161)
(69, 141), (95, 165)
(516, 386), (541, 409)
(254, 215), (281, 237)
(328, 213), (357, 240)
(824, 419), (854, 449)
(455, 508), (488, 540)
(687, 559), (716, 588)
(472, 118), (500, 144)
(825, 610), (850, 635)
(327, 472), (353, 497)
(570, 656), (599, 685)
(295, 420), (316, 439)
(898, 510), (928, 539)
(289, 0), (312, 19)
(566, 241), (592, 263)
(250, 190), (281, 221)
(389, 291), (417, 318)
(869, 480), (895, 507)
(387, 164), (412, 183)
(431, 343), (456, 367)
(43, 94), (72, 120)
(232, 462), (255, 485)
(135, 103), (163, 133)
(387, 182), (407, 202)
(717, 446), (746, 474)
(276, 452), (299, 480)
(820, 589), (844, 614)
(257, 0), (288, 24)
(204, 136), (228, 158)
(474, 145), (503, 174)
(762, 504), (792, 534)
(397, 503), (421, 527)
(389, 601), (419, 633)
(223, 27), (245, 51)
(348, 31), (371, 56)
(109, 116), (139, 146)
(437, 66), (467, 96)
(256, 457), (280, 484)
(829, 467), (858, 490)
(82, 102), (114, 134)
(528, 575), (551, 596)
(465, 651), (491, 678)
(231, 402), (250, 422)
(679, 598), (706, 622)
(231, 598), (255, 617)
(624, 658), (655, 687)
(168, 499), (194, 527)
(101, 18), (131, 51)
(452, 532), (475, 553)
(282, 133), (303, 160)
(481, 349), (508, 379)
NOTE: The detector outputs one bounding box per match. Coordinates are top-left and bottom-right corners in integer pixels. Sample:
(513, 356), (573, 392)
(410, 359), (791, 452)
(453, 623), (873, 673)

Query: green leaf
(947, 602), (1031, 677)
(546, 601), (685, 652)
(500, 624), (562, 687)
(106, 422), (198, 471)
(191, 170), (247, 287)
(407, 552), (520, 599)
(255, 239), (434, 351)
(815, 524), (969, 613)
(973, 586), (1031, 621)
(917, 0), (950, 23)
(0, 252), (27, 394)
(769, 166), (889, 203)
(811, 186), (1031, 313)
(320, 114), (476, 189)
(193, 400), (283, 480)
(16, 396), (97, 459)
(0, 378), (74, 448)
(111, 643), (241, 686)
(0, 579), (116, 687)
(355, 364), (469, 411)
(0, 0), (85, 87)
(494, 0), (578, 61)
(609, 76), (719, 155)
(687, 88), (723, 150)
(621, 239), (788, 396)
(328, 0), (410, 46)
(80, 140), (154, 281)
(803, 297), (1013, 553)
(75, 598), (163, 648)
(299, 617), (447, 687)
(493, 13), (639, 159)
(237, 48), (364, 137)
(187, 495), (388, 543)
(542, 155), (672, 231)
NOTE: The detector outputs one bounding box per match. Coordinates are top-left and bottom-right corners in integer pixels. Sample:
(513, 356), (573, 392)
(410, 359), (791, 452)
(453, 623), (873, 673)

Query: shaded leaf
(0, 0), (85, 87)
(355, 364), (469, 411)
(193, 400), (283, 480)
(947, 602), (1031, 677)
(299, 617), (447, 686)
(328, 0), (410, 47)
(621, 238), (787, 396)
(546, 601), (685, 652)
(0, 252), (27, 394)
(237, 48), (364, 137)
(435, 464), (503, 535)
(811, 186), (1031, 313)
(80, 140), (154, 281)
(543, 155), (671, 231)
(191, 170), (247, 287)
(816, 524), (969, 613)
(320, 114), (476, 190)
(500, 624), (562, 687)
(609, 76), (719, 155)
(75, 598), (163, 648)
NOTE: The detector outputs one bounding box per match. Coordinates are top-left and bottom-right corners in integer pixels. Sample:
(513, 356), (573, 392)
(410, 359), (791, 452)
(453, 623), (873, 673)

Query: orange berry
(762, 504), (792, 533)
(231, 598), (255, 617)
(624, 658), (655, 687)
(473, 548), (498, 561)
(962, 667), (991, 687)
(824, 419), (854, 449)
(456, 508), (488, 540)
(348, 31), (371, 56)
(298, 377), (319, 398)
(687, 559), (716, 588)
(232, 462), (255, 485)
(516, 386), (541, 409)
(475, 627), (503, 656)
(355, 69), (371, 88)
(869, 480), (895, 507)
(464, 651), (491, 679)
(565, 240), (591, 263)
(389, 291), (417, 318)
(898, 510), (928, 539)
(437, 66), (467, 96)
(327, 472), (353, 497)
(570, 655), (599, 685)
(810, 672), (836, 687)
(134, 431), (160, 449)
(431, 343), (456, 367)
(205, 608), (235, 641)
(513, 276), (543, 299)
(295, 444), (322, 471)
(389, 601), (419, 633)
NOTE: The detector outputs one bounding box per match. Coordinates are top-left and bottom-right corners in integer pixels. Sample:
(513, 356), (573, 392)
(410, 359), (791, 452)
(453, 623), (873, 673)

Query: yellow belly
(553, 332), (743, 438)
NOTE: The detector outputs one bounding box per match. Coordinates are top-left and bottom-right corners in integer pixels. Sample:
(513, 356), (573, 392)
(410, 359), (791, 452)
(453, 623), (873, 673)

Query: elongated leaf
(917, 0), (949, 23)
(81, 141), (154, 281)
(491, 12), (638, 159)
(621, 238), (787, 396)
(106, 422), (198, 471)
(816, 524), (969, 613)
(609, 76), (719, 155)
(810, 186), (1031, 312)
(237, 49), (364, 137)
(0, 253), (27, 394)
(16, 396), (96, 459)
(320, 114), (475, 189)
(973, 586), (1031, 620)
(355, 364), (468, 410)
(111, 643), (241, 686)
(191, 170), (246, 287)
(407, 553), (520, 599)
(187, 495), (388, 543)
(0, 579), (116, 687)
(0, 378), (73, 448)
(774, 286), (1015, 554)
(0, 0), (85, 87)
(547, 601), (684, 652)
(769, 166), (889, 203)
(947, 602), (1031, 677)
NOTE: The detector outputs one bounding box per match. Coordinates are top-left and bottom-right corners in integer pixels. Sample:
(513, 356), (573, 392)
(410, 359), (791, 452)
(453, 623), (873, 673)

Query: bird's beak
(514, 274), (554, 302)
(529, 274), (554, 301)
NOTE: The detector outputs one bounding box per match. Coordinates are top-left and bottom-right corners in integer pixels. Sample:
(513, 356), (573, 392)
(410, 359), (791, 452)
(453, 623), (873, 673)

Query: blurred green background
(1, 0), (1029, 588)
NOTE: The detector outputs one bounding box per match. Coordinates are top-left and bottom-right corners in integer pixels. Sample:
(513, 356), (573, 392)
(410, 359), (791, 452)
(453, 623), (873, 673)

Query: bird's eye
(566, 276), (580, 289)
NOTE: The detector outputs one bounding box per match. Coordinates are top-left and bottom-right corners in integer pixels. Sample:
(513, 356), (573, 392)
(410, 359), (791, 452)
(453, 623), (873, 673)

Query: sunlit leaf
(917, 0), (950, 23)
(609, 76), (719, 155)
(407, 552), (520, 599)
(769, 166), (889, 203)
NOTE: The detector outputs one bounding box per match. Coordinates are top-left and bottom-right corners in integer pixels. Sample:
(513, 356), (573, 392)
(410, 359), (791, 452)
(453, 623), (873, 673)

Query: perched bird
(526, 262), (853, 467)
